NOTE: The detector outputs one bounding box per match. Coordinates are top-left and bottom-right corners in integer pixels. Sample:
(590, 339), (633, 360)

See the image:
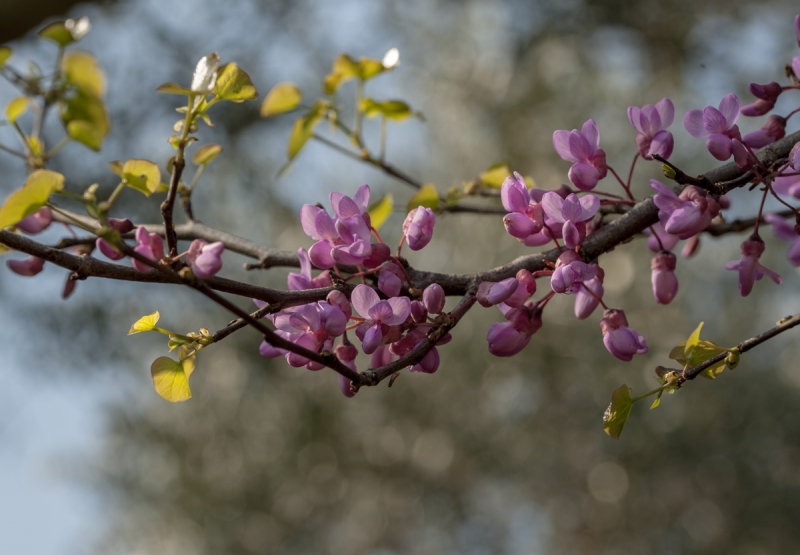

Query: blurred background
(2, 0), (800, 553)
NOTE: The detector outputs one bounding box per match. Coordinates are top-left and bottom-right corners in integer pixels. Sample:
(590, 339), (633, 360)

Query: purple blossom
(186, 239), (224, 279)
(288, 248), (333, 290)
(410, 300), (427, 323)
(627, 98), (675, 159)
(132, 227), (164, 273)
(651, 251), (678, 304)
(351, 284), (410, 354)
(15, 207), (52, 234)
(550, 250), (596, 294)
(645, 223), (680, 253)
(741, 82), (782, 117)
(742, 115), (786, 148)
(541, 192), (599, 249)
(378, 262), (404, 297)
(477, 278), (519, 307)
(552, 119), (608, 191)
(599, 308), (648, 362)
(422, 283), (445, 314)
(683, 93), (748, 165)
(402, 207), (436, 250)
(651, 180), (720, 239)
(765, 213), (800, 266)
(107, 217), (134, 233)
(7, 256), (44, 276)
(574, 265), (604, 319)
(501, 172), (544, 239)
(725, 236), (782, 296)
(486, 302), (543, 357)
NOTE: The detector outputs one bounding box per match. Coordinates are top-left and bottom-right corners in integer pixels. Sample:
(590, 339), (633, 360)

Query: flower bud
(96, 237), (125, 260)
(422, 283), (445, 313)
(335, 341), (358, 363)
(516, 269), (537, 295)
(477, 278), (518, 307)
(15, 207), (52, 234)
(363, 242), (390, 268)
(107, 217), (134, 233)
(7, 256), (45, 276)
(327, 290), (352, 319)
(503, 212), (537, 238)
(651, 252), (678, 304)
(410, 347), (440, 373)
(410, 300), (428, 323)
(378, 263), (404, 297)
(188, 240), (224, 279)
(599, 308), (648, 362)
(402, 207), (436, 250)
(62, 274), (77, 299)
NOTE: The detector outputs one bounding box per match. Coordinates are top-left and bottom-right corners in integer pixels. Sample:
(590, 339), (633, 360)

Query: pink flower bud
(550, 250), (595, 294)
(378, 263), (404, 297)
(96, 238), (125, 260)
(516, 269), (537, 295)
(402, 207), (436, 250)
(574, 265), (604, 319)
(410, 347), (440, 373)
(503, 212), (537, 238)
(62, 274), (77, 299)
(7, 256), (45, 276)
(422, 283), (445, 313)
(187, 240), (224, 279)
(651, 252), (678, 304)
(335, 341), (358, 363)
(107, 217), (134, 233)
(486, 304), (543, 357)
(410, 300), (428, 323)
(15, 207), (52, 234)
(327, 290), (352, 319)
(599, 308), (648, 362)
(338, 372), (357, 398)
(477, 278), (519, 307)
(132, 227), (164, 273)
(363, 242), (390, 268)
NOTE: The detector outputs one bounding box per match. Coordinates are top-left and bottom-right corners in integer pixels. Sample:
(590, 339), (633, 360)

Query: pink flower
(645, 223), (680, 253)
(574, 265), (604, 319)
(95, 237), (125, 260)
(741, 82), (782, 117)
(725, 236), (782, 296)
(550, 250), (596, 294)
(132, 227), (164, 273)
(186, 239), (224, 279)
(599, 309), (648, 362)
(378, 262), (404, 297)
(627, 98), (675, 159)
(15, 207), (52, 234)
(422, 283), (445, 314)
(288, 248), (333, 290)
(351, 284), (410, 354)
(477, 278), (519, 307)
(683, 93), (748, 165)
(552, 119), (608, 191)
(541, 192), (599, 248)
(651, 180), (720, 239)
(7, 256), (45, 276)
(742, 115), (786, 148)
(403, 207), (436, 250)
(651, 251), (678, 304)
(486, 302), (543, 357)
(765, 213), (800, 266)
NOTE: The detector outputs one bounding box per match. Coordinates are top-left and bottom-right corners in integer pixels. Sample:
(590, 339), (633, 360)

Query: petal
(300, 205), (323, 240)
(648, 130), (674, 160)
(578, 194), (600, 219)
(562, 221), (581, 249)
(351, 284), (379, 317)
(718, 93), (740, 127)
(362, 325), (383, 354)
(560, 194), (583, 222)
(385, 296), (411, 325)
(581, 119), (599, 151)
(757, 262), (782, 285)
(706, 134), (732, 161)
(627, 106), (644, 135)
(541, 192), (566, 223)
(568, 162), (600, 191)
(501, 177), (529, 213)
(765, 214), (798, 242)
(640, 104), (662, 137)
(683, 109), (710, 138)
(353, 184), (370, 213)
(298, 248), (312, 278)
(568, 130), (593, 161)
(655, 98), (674, 128)
(368, 300), (394, 322)
(553, 130), (578, 162)
(703, 106), (728, 134)
(308, 240), (335, 269)
(315, 210), (339, 242)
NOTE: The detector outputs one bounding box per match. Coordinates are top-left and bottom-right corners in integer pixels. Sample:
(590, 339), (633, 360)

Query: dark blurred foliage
(3, 0), (800, 553)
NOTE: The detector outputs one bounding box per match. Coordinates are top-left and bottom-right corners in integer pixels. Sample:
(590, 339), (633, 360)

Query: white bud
(191, 52), (220, 93)
(382, 47), (400, 69)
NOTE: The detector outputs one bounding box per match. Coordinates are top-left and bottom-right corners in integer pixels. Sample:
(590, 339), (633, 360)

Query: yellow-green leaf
(323, 54), (360, 94)
(367, 194), (393, 231)
(287, 102), (326, 160)
(0, 170), (65, 229)
(603, 384), (633, 440)
(151, 348), (196, 402)
(0, 46), (12, 69)
(156, 82), (194, 95)
(213, 63), (258, 102)
(63, 51), (106, 99)
(260, 82), (302, 117)
(480, 163), (511, 188)
(115, 159), (161, 196)
(5, 96), (26, 123)
(407, 183), (440, 212)
(668, 322), (730, 380)
(66, 120), (101, 151)
(38, 22), (75, 47)
(61, 91), (109, 136)
(358, 58), (385, 80)
(192, 144), (222, 165)
(360, 98), (412, 121)
(128, 311), (160, 335)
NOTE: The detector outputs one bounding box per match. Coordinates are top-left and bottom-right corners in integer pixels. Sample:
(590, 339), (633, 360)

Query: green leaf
(150, 347), (196, 402)
(128, 311), (160, 335)
(66, 120), (102, 151)
(213, 63), (258, 102)
(367, 194), (393, 231)
(650, 391), (663, 409)
(407, 183), (440, 213)
(192, 144), (222, 165)
(260, 82), (302, 117)
(603, 384), (634, 440)
(358, 58), (385, 80)
(156, 82), (194, 95)
(0, 170), (65, 229)
(0, 46), (12, 69)
(63, 51), (106, 99)
(360, 98), (412, 121)
(287, 102), (326, 160)
(5, 96), (27, 123)
(112, 159), (161, 196)
(479, 163), (511, 188)
(669, 322), (730, 379)
(323, 54), (359, 94)
(38, 22), (75, 47)
(61, 91), (109, 136)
